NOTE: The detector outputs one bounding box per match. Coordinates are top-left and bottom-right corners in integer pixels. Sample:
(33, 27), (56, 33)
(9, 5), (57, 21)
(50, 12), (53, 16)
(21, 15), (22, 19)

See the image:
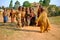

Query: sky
(0, 0), (60, 7)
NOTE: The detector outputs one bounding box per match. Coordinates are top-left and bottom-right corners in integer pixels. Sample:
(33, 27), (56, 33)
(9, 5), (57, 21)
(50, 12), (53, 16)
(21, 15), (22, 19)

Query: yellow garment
(36, 11), (51, 32)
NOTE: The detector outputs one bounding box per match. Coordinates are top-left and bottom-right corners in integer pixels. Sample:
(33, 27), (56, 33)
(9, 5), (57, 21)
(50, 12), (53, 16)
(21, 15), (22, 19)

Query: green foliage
(9, 0), (13, 9)
(14, 1), (20, 9)
(48, 5), (60, 17)
(39, 0), (50, 6)
(0, 7), (1, 9)
(48, 5), (56, 16)
(23, 1), (31, 7)
(43, 0), (50, 6)
(39, 0), (43, 6)
(2, 6), (5, 9)
(55, 7), (60, 16)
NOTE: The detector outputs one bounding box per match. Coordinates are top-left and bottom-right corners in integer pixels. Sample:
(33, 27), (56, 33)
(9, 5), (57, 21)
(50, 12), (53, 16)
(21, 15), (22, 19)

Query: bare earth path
(0, 15), (60, 40)
(0, 24), (60, 40)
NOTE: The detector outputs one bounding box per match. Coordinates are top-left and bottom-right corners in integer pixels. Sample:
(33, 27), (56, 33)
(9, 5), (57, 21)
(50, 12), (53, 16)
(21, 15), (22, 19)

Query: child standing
(3, 8), (8, 23)
(16, 6), (22, 28)
(10, 9), (15, 23)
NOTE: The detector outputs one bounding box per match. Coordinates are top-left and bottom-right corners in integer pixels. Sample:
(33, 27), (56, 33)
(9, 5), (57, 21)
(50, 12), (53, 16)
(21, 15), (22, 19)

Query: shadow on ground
(0, 22), (17, 27)
(6, 28), (40, 33)
(0, 22), (40, 33)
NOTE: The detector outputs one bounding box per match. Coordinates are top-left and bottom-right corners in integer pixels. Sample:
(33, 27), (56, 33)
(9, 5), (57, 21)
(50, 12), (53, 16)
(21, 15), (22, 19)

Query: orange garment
(36, 11), (51, 32)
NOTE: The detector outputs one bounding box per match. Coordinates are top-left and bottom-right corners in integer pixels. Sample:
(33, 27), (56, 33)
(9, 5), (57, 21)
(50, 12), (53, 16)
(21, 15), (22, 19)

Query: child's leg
(40, 25), (45, 33)
(17, 20), (22, 28)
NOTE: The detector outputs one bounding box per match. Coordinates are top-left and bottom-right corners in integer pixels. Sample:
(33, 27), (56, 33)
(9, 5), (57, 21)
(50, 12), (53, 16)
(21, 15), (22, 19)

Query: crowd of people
(3, 5), (51, 33)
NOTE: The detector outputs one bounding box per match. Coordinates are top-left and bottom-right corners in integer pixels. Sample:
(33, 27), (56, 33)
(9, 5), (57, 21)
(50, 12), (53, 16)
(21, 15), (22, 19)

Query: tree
(55, 7), (60, 16)
(48, 5), (57, 16)
(39, 0), (43, 6)
(14, 1), (20, 9)
(23, 1), (31, 7)
(43, 0), (50, 6)
(2, 6), (5, 9)
(9, 0), (13, 9)
(0, 7), (1, 9)
(39, 0), (50, 7)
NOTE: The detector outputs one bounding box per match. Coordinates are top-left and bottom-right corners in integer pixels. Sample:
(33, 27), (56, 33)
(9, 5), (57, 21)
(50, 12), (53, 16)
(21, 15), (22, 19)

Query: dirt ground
(0, 25), (60, 40)
(0, 15), (60, 40)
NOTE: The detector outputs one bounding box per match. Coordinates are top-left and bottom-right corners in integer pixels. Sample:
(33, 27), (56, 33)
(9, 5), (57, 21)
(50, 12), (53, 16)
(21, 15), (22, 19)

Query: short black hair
(18, 6), (22, 11)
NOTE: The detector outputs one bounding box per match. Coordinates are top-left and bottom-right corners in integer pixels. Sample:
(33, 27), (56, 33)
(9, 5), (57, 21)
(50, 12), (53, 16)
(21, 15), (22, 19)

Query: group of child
(3, 5), (51, 33)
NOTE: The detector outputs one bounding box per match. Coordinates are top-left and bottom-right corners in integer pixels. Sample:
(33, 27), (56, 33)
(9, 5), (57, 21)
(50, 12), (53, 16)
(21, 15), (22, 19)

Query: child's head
(30, 8), (34, 13)
(18, 6), (22, 11)
(4, 8), (7, 11)
(11, 8), (13, 12)
(38, 5), (44, 13)
(22, 7), (25, 11)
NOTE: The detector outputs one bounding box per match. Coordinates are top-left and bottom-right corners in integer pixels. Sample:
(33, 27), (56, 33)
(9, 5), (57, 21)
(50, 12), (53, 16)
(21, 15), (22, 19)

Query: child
(36, 6), (51, 33)
(3, 8), (8, 23)
(30, 8), (36, 26)
(16, 6), (22, 28)
(21, 7), (26, 27)
(10, 9), (15, 23)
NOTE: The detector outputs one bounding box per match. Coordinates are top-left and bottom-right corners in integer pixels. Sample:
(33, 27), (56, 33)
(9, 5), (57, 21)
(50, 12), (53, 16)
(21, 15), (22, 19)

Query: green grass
(49, 16), (60, 25)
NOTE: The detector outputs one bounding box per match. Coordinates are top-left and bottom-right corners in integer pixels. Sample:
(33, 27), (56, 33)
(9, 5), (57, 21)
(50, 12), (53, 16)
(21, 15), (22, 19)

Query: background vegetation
(0, 0), (60, 16)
